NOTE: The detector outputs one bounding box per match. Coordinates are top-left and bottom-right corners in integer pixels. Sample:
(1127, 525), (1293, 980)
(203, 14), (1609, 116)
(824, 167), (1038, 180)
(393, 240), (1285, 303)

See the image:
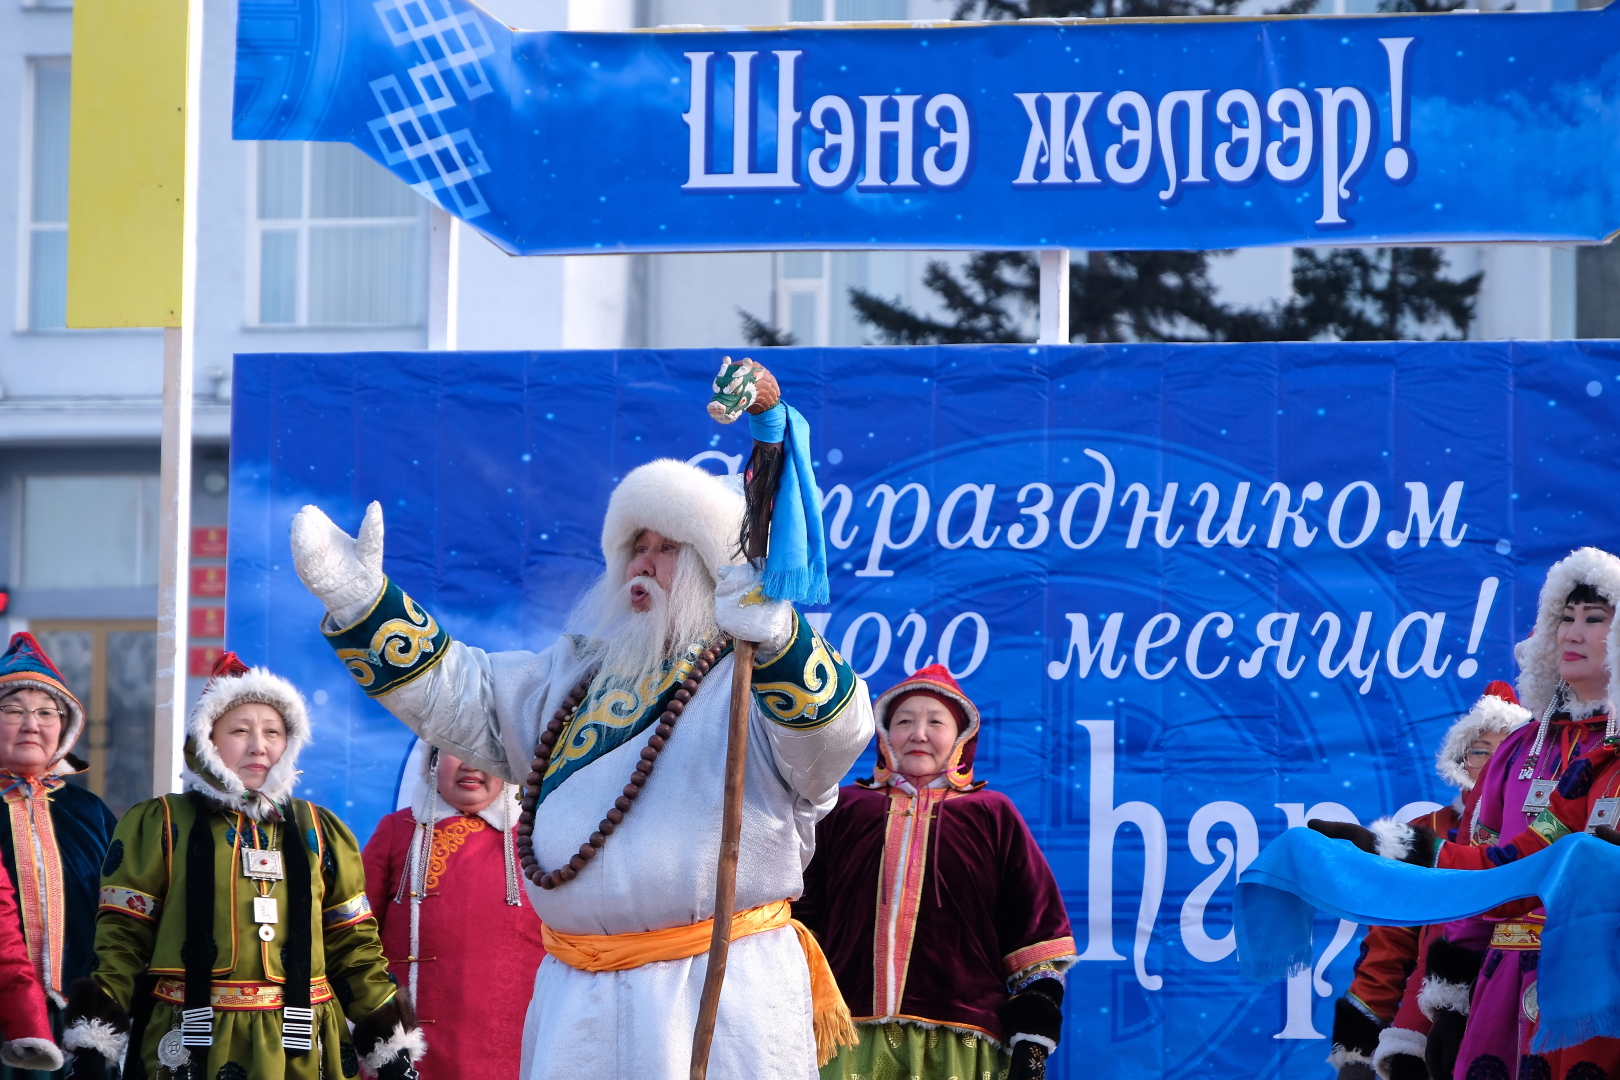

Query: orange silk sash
(541, 899), (857, 1065)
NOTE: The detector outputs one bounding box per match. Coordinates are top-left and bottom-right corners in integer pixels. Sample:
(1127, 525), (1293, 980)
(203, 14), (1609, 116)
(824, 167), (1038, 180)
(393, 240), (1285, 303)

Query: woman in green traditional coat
(62, 653), (425, 1080)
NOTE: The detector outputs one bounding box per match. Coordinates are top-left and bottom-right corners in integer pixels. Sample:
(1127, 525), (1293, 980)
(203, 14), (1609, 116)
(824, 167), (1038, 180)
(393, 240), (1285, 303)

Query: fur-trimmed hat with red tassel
(181, 651), (310, 820)
(1436, 680), (1532, 790)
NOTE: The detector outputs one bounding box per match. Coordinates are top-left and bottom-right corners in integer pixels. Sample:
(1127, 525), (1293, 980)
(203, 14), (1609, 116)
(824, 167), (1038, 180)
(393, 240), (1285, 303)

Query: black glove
(64, 1051), (112, 1080)
(375, 1057), (421, 1080)
(1009, 1038), (1050, 1080)
(1424, 1009), (1466, 1080)
(1330, 996), (1382, 1076)
(61, 978), (128, 1080)
(1309, 819), (1440, 866)
(1310, 819), (1379, 853)
(354, 995), (424, 1080)
(1385, 1051), (1429, 1080)
(1004, 977), (1064, 1080)
(1421, 937), (1482, 1080)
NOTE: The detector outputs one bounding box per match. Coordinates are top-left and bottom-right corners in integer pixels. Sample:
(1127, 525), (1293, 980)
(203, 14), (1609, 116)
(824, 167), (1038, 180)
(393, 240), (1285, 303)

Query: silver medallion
(1522, 779), (1556, 814)
(157, 1029), (190, 1068)
(258, 923), (276, 942)
(242, 848), (284, 881)
(1588, 796), (1620, 832)
(253, 896), (279, 924)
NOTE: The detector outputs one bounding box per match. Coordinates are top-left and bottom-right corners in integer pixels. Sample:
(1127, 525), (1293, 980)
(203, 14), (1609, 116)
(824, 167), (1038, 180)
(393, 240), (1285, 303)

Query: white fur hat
(599, 459), (744, 582)
(181, 652), (310, 819)
(1514, 547), (1620, 718)
(1435, 682), (1531, 789)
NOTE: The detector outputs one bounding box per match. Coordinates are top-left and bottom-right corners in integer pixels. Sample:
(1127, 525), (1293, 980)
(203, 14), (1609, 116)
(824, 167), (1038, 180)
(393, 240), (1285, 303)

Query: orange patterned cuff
(1002, 937), (1078, 977)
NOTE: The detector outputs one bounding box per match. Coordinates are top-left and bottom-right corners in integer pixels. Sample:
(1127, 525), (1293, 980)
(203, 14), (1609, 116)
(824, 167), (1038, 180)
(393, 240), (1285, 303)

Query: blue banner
(232, 1), (1620, 252)
(229, 341), (1620, 1079)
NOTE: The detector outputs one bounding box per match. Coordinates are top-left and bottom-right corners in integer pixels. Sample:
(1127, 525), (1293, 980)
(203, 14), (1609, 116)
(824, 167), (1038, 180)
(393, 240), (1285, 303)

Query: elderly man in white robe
(289, 458), (873, 1080)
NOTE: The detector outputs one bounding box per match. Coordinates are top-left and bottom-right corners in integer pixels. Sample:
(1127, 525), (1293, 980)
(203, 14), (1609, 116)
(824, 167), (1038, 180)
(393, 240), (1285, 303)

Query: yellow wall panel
(66, 0), (189, 328)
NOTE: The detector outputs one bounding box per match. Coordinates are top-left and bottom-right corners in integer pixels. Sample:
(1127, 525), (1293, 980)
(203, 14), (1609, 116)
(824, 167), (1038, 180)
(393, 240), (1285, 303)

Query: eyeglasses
(1464, 749), (1493, 763)
(0, 705), (63, 723)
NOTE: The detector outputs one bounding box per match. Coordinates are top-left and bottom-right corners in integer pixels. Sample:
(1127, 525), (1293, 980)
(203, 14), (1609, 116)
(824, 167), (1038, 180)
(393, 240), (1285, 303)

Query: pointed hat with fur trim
(1514, 547), (1620, 717)
(1436, 680), (1531, 789)
(866, 664), (984, 791)
(182, 651), (310, 820)
(0, 632), (85, 771)
(600, 459), (745, 582)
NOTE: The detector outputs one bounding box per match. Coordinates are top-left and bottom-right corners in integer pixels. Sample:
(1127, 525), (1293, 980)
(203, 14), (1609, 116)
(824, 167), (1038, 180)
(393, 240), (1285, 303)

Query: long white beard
(568, 547), (719, 687)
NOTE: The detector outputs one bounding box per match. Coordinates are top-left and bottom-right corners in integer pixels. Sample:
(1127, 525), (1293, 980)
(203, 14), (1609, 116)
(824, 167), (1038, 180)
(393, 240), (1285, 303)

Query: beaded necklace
(516, 637), (730, 890)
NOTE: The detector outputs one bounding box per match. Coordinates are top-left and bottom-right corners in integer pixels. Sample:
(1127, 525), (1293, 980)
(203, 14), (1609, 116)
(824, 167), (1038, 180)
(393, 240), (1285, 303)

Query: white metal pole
(1038, 249), (1071, 345)
(154, 0), (204, 798)
(428, 205), (460, 349)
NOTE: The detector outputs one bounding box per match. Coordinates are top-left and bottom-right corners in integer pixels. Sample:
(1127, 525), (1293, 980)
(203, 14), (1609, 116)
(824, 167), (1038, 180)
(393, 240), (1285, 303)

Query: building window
(251, 142), (426, 327)
(20, 475), (161, 589)
(778, 251), (829, 346)
(31, 622), (155, 817)
(25, 60), (71, 330)
(1577, 244), (1620, 338)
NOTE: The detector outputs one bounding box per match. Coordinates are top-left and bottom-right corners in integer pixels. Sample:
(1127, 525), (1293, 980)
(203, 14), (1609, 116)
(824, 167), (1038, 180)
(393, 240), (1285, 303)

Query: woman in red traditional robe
(0, 849), (63, 1072)
(362, 745), (547, 1080)
(794, 664), (1075, 1080)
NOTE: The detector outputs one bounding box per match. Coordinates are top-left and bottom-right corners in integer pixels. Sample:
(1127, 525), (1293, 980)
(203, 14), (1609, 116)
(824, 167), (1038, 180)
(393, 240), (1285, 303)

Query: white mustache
(623, 575), (668, 610)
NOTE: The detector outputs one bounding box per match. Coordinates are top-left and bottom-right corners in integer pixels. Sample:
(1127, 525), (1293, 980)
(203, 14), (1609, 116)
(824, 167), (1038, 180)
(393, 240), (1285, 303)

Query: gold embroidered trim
(425, 817), (486, 891)
(1489, 921), (1543, 950)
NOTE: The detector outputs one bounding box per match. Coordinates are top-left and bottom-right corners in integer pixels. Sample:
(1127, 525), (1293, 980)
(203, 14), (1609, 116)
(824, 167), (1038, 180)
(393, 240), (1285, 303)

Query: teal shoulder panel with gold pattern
(751, 611), (857, 731)
(322, 579), (450, 697)
(539, 637), (732, 804)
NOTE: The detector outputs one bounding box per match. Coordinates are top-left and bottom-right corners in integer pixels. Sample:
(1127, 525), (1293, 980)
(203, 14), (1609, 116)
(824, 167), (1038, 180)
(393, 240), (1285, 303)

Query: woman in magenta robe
(794, 664), (1075, 1080)
(362, 745), (547, 1080)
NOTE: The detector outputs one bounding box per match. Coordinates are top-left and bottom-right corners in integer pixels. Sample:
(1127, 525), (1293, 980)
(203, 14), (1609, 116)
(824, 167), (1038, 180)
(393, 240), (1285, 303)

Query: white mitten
(713, 564), (796, 659)
(289, 502), (386, 628)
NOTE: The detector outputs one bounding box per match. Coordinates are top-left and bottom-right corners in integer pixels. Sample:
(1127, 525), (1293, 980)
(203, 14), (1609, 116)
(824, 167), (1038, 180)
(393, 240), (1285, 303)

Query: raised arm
(291, 503), (576, 783)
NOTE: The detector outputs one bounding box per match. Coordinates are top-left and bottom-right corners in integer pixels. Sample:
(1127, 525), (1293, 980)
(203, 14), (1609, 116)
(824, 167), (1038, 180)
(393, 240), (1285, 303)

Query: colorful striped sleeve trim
(322, 892), (373, 931)
(99, 885), (162, 922)
(1002, 937), (1078, 977)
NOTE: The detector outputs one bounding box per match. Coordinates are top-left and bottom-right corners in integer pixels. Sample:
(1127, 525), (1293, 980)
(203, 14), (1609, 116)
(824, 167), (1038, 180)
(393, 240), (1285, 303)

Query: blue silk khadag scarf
(748, 402), (828, 606)
(1236, 828), (1620, 1052)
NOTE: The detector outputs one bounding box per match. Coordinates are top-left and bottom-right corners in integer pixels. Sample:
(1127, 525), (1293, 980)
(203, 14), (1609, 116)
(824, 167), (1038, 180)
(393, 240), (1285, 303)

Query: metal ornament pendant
(157, 1030), (190, 1068)
(259, 923), (276, 942)
(1588, 797), (1620, 833)
(1522, 981), (1540, 1024)
(253, 896), (279, 923)
(1522, 779), (1556, 813)
(243, 848), (285, 881)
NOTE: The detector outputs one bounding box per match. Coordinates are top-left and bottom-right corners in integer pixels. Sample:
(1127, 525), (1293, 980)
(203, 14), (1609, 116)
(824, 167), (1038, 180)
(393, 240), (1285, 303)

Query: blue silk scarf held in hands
(747, 402), (828, 605)
(1236, 827), (1620, 1052)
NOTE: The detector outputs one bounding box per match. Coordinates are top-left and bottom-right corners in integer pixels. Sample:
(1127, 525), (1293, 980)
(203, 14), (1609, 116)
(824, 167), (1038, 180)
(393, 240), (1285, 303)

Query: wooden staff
(690, 361), (783, 1080)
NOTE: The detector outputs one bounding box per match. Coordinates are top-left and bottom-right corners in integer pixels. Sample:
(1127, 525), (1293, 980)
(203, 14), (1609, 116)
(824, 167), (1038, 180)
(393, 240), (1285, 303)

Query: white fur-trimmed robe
(377, 635), (874, 1080)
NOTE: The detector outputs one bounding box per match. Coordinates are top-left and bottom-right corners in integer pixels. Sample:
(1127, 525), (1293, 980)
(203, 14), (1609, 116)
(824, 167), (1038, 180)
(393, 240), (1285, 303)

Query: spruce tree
(738, 308), (795, 347)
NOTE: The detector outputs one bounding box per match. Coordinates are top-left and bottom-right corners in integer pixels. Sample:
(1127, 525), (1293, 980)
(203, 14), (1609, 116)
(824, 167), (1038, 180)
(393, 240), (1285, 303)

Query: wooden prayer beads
(515, 638), (729, 890)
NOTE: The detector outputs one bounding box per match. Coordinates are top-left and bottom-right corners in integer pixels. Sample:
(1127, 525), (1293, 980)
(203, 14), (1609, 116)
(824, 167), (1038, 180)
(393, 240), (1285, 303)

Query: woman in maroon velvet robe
(794, 664), (1074, 1080)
